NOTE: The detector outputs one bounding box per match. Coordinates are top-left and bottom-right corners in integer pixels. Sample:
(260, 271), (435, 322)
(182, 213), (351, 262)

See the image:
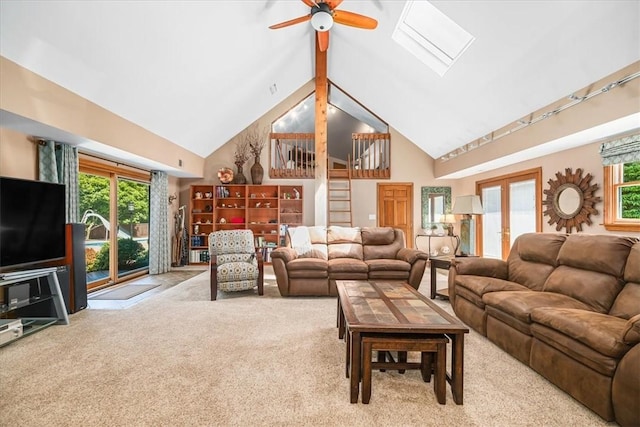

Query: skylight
(392, 0), (475, 76)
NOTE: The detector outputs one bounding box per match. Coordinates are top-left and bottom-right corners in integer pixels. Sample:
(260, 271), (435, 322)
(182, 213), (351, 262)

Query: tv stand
(0, 267), (69, 347)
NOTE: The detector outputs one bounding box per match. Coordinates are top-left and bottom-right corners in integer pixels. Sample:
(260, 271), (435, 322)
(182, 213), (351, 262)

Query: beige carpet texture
(0, 269), (613, 426)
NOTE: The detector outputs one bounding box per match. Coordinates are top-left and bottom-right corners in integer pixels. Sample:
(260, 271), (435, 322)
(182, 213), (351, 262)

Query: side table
(415, 234), (460, 257)
(429, 256), (452, 300)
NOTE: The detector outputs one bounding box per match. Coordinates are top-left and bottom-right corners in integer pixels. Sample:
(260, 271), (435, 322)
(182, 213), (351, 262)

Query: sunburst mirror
(542, 168), (602, 233)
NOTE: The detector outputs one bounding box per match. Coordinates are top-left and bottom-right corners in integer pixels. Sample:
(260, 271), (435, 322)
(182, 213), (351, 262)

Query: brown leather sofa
(271, 226), (428, 296)
(448, 233), (640, 426)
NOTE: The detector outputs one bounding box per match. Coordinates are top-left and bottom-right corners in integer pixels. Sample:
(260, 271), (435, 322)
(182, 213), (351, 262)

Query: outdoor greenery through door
(79, 165), (150, 290)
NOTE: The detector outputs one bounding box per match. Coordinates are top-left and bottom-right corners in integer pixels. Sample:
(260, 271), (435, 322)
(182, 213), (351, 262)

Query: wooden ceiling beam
(314, 32), (329, 225)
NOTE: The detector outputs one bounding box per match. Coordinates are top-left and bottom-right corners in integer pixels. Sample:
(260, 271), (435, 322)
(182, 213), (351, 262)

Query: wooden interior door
(377, 183), (414, 248)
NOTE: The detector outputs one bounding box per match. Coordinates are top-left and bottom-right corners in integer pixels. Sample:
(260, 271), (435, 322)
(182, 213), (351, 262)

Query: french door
(476, 168), (542, 259)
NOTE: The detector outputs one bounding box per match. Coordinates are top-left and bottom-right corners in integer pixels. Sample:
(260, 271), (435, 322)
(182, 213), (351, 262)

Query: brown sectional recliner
(271, 226), (429, 296)
(448, 233), (640, 426)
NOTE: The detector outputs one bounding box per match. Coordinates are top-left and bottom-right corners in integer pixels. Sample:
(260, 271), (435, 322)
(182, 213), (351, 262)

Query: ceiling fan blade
(301, 0), (316, 7)
(333, 10), (378, 29)
(318, 31), (329, 52)
(269, 14), (311, 29)
(325, 0), (344, 9)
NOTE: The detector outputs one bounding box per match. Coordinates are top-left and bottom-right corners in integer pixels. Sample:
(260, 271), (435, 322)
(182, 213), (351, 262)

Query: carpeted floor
(0, 268), (613, 426)
(87, 268), (205, 309)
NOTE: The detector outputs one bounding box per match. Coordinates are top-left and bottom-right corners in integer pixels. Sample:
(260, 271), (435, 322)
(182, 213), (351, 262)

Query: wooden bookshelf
(188, 184), (303, 264)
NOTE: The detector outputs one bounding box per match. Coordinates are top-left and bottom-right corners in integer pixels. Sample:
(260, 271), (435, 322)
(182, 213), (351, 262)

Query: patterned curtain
(38, 140), (79, 223)
(149, 170), (171, 274)
(600, 134), (640, 165)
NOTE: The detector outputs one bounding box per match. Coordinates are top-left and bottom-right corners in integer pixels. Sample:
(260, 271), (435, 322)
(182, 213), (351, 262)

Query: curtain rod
(80, 152), (151, 174)
(29, 137), (151, 173)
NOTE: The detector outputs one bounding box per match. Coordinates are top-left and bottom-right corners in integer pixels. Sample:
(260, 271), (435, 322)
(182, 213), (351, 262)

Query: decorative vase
(234, 162), (247, 184)
(251, 156), (264, 185)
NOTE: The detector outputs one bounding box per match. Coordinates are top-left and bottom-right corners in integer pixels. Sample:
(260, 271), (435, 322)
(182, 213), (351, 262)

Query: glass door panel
(509, 179), (536, 247)
(116, 178), (150, 279)
(477, 168), (541, 259)
(80, 168), (151, 290)
(481, 185), (502, 259)
(79, 173), (112, 289)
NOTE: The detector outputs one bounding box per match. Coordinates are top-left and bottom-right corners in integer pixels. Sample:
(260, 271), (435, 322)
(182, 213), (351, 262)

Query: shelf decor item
(187, 184), (303, 265)
(245, 123), (268, 185)
(234, 161), (247, 184)
(251, 156), (264, 185)
(233, 137), (250, 185)
(217, 167), (234, 184)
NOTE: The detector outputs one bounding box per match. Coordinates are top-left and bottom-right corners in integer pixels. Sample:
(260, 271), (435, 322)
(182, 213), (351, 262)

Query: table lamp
(440, 213), (460, 255)
(440, 214), (457, 236)
(452, 195), (483, 256)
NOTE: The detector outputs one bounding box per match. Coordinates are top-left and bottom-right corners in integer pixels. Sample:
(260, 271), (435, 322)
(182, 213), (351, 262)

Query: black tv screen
(0, 177), (66, 271)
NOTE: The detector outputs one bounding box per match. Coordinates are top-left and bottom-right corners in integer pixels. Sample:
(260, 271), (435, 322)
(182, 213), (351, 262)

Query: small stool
(361, 334), (449, 404)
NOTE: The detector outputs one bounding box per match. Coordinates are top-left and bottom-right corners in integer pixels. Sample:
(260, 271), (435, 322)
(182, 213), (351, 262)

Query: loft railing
(351, 133), (391, 179)
(270, 133), (315, 179)
(269, 132), (391, 179)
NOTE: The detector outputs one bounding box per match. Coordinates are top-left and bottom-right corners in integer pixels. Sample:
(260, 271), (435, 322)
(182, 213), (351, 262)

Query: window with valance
(601, 134), (640, 231)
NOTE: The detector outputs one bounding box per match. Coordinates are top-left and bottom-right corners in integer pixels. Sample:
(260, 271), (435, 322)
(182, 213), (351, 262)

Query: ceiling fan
(269, 0), (378, 52)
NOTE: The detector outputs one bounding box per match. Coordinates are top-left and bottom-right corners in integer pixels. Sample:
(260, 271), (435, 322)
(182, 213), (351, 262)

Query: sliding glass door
(79, 160), (150, 290)
(80, 173), (112, 288)
(116, 178), (150, 278)
(477, 168), (542, 259)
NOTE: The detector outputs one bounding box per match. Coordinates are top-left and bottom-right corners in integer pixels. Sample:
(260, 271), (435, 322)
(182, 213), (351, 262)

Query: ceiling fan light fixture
(311, 11), (333, 32)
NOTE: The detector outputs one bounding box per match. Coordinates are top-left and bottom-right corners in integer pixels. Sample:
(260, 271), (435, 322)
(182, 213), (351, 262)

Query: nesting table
(336, 280), (469, 404)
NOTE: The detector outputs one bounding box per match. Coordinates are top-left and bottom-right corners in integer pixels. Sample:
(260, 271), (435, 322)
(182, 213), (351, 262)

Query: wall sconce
(168, 193), (177, 205)
(452, 195), (483, 256)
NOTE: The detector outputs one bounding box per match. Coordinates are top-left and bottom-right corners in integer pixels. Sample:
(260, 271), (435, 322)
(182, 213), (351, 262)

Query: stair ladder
(328, 162), (353, 227)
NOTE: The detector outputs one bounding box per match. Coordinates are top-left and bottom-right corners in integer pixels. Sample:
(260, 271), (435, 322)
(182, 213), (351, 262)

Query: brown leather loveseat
(448, 233), (640, 426)
(271, 226), (428, 296)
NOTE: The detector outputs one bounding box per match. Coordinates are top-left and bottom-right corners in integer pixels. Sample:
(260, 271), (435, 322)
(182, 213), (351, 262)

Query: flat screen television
(0, 176), (66, 272)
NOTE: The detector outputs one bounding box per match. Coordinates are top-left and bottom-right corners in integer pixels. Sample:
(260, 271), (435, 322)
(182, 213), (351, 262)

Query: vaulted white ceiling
(1, 1), (639, 168)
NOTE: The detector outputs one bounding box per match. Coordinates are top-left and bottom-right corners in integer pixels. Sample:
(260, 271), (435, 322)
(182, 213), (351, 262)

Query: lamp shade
(452, 195), (483, 215)
(440, 214), (456, 224)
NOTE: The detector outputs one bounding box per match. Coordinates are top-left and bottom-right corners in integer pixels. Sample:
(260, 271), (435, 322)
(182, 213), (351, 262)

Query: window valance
(599, 134), (640, 166)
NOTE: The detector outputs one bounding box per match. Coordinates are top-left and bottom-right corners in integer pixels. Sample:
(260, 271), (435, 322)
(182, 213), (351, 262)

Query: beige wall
(0, 127), (37, 178)
(182, 81), (318, 225)
(199, 77), (638, 251)
(454, 141), (640, 238)
(0, 57), (204, 178)
(0, 127), (181, 247)
(350, 127), (457, 235)
(198, 80), (456, 246)
(4, 55), (635, 251)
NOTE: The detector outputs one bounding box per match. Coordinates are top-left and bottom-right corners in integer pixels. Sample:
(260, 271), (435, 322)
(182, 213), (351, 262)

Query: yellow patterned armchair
(209, 229), (264, 301)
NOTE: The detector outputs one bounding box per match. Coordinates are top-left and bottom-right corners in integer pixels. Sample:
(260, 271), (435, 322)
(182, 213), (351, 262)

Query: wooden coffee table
(336, 280), (469, 404)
